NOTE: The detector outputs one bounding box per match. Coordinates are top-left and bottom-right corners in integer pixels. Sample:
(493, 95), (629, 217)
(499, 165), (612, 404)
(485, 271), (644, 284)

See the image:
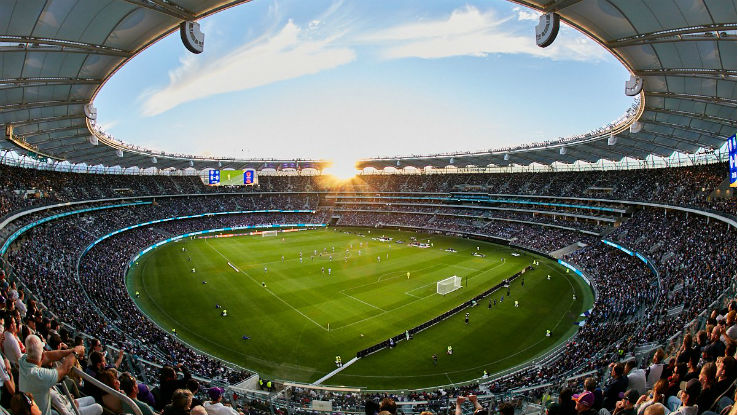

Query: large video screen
(728, 135), (737, 188)
(207, 169), (257, 186)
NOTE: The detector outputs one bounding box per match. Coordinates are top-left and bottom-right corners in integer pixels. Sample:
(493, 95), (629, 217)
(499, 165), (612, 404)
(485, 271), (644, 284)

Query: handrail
(71, 367), (143, 415)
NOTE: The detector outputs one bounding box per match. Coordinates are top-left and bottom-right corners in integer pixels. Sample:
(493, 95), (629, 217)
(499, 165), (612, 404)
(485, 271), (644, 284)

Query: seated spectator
(10, 391), (42, 415)
(703, 327), (726, 363)
(612, 389), (640, 415)
(18, 335), (83, 415)
(119, 372), (157, 415)
(636, 379), (669, 415)
(203, 387), (242, 415)
(163, 389), (194, 415)
(627, 360), (648, 395)
(4, 317), (24, 367)
(709, 357), (737, 411)
(647, 350), (667, 389)
(186, 379), (202, 408)
(0, 352), (15, 408)
(50, 384), (102, 415)
(668, 379), (701, 415)
(157, 365), (191, 410)
(584, 377), (604, 410)
(572, 391), (597, 415)
(380, 397), (397, 415)
(605, 363), (629, 410)
(97, 369), (122, 413)
(698, 363), (718, 414)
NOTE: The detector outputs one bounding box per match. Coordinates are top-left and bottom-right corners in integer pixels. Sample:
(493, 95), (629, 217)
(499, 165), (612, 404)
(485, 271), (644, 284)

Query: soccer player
(547, 274), (551, 280)
(191, 268), (195, 273)
(281, 255), (284, 262)
(447, 346), (453, 355)
(264, 266), (268, 273)
(299, 257), (303, 263)
(377, 256), (380, 263)
(328, 268), (332, 276)
(488, 299), (492, 309)
(500, 295), (504, 302)
(546, 330), (551, 337)
(432, 354), (438, 366)
(407, 271), (410, 279)
(465, 313), (470, 325)
(521, 277), (525, 287)
(572, 294), (577, 300)
(514, 300), (519, 308)
(321, 267), (325, 274)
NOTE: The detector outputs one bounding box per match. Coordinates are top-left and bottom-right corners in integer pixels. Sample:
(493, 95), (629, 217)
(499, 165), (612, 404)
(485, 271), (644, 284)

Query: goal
(436, 276), (462, 295)
(261, 230), (279, 237)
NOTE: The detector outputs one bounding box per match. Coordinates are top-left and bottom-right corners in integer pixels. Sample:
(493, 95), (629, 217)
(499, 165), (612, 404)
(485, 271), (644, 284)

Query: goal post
(262, 230), (279, 237)
(436, 276), (462, 295)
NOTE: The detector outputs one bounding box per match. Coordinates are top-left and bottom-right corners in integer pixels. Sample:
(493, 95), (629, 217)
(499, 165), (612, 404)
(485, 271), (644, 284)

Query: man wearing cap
(612, 390), (640, 415)
(203, 387), (243, 415)
(668, 379), (701, 415)
(572, 391), (597, 415)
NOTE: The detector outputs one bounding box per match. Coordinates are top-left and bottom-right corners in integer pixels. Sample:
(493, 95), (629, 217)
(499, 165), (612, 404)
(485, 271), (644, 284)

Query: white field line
(206, 241), (329, 332)
(342, 292), (386, 312)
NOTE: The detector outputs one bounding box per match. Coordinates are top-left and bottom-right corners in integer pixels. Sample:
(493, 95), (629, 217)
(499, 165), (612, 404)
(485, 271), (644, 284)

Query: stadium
(0, 1), (735, 415)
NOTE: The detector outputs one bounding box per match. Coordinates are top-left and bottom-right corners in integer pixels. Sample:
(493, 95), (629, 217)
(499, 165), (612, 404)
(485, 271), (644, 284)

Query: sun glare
(324, 159), (358, 181)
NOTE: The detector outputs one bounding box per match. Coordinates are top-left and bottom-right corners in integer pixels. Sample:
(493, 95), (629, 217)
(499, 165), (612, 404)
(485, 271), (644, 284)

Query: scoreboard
(728, 135), (737, 188)
(207, 169), (257, 186)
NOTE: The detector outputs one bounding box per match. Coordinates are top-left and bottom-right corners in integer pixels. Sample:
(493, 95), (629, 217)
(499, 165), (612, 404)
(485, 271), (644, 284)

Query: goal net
(436, 276), (462, 295)
(262, 230), (279, 237)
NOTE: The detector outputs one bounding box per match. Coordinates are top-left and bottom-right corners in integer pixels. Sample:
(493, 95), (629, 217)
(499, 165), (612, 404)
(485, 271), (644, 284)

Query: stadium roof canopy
(0, 0), (735, 171)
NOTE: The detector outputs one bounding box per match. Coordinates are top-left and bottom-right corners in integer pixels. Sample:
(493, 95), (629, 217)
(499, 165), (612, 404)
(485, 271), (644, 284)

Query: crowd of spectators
(0, 163), (733, 223)
(0, 163), (734, 415)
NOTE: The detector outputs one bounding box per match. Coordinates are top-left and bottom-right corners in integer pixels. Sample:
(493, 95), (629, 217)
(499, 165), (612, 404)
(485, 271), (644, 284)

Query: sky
(94, 0), (634, 167)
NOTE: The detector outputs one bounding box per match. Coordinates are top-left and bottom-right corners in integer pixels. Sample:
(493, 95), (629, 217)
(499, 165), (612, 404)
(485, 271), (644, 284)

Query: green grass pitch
(126, 227), (593, 389)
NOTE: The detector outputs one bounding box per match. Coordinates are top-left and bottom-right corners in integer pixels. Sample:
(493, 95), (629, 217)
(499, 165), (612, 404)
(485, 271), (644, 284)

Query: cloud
(140, 18), (355, 116)
(512, 6), (540, 21)
(362, 5), (607, 62)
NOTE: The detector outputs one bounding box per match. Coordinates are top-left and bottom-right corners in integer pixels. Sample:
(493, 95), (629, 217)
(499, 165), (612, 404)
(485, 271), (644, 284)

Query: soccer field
(127, 227), (593, 389)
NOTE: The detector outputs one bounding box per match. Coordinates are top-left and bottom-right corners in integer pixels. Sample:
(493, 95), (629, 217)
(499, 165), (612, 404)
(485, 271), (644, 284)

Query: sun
(324, 159), (358, 181)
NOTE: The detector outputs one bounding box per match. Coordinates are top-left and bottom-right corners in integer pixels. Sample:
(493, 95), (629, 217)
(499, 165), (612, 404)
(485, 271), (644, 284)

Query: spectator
(604, 363), (629, 410)
(668, 379), (700, 415)
(163, 389), (194, 415)
(119, 371), (157, 415)
(572, 391), (597, 415)
(203, 387), (242, 415)
(18, 335), (83, 415)
(10, 391), (42, 415)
